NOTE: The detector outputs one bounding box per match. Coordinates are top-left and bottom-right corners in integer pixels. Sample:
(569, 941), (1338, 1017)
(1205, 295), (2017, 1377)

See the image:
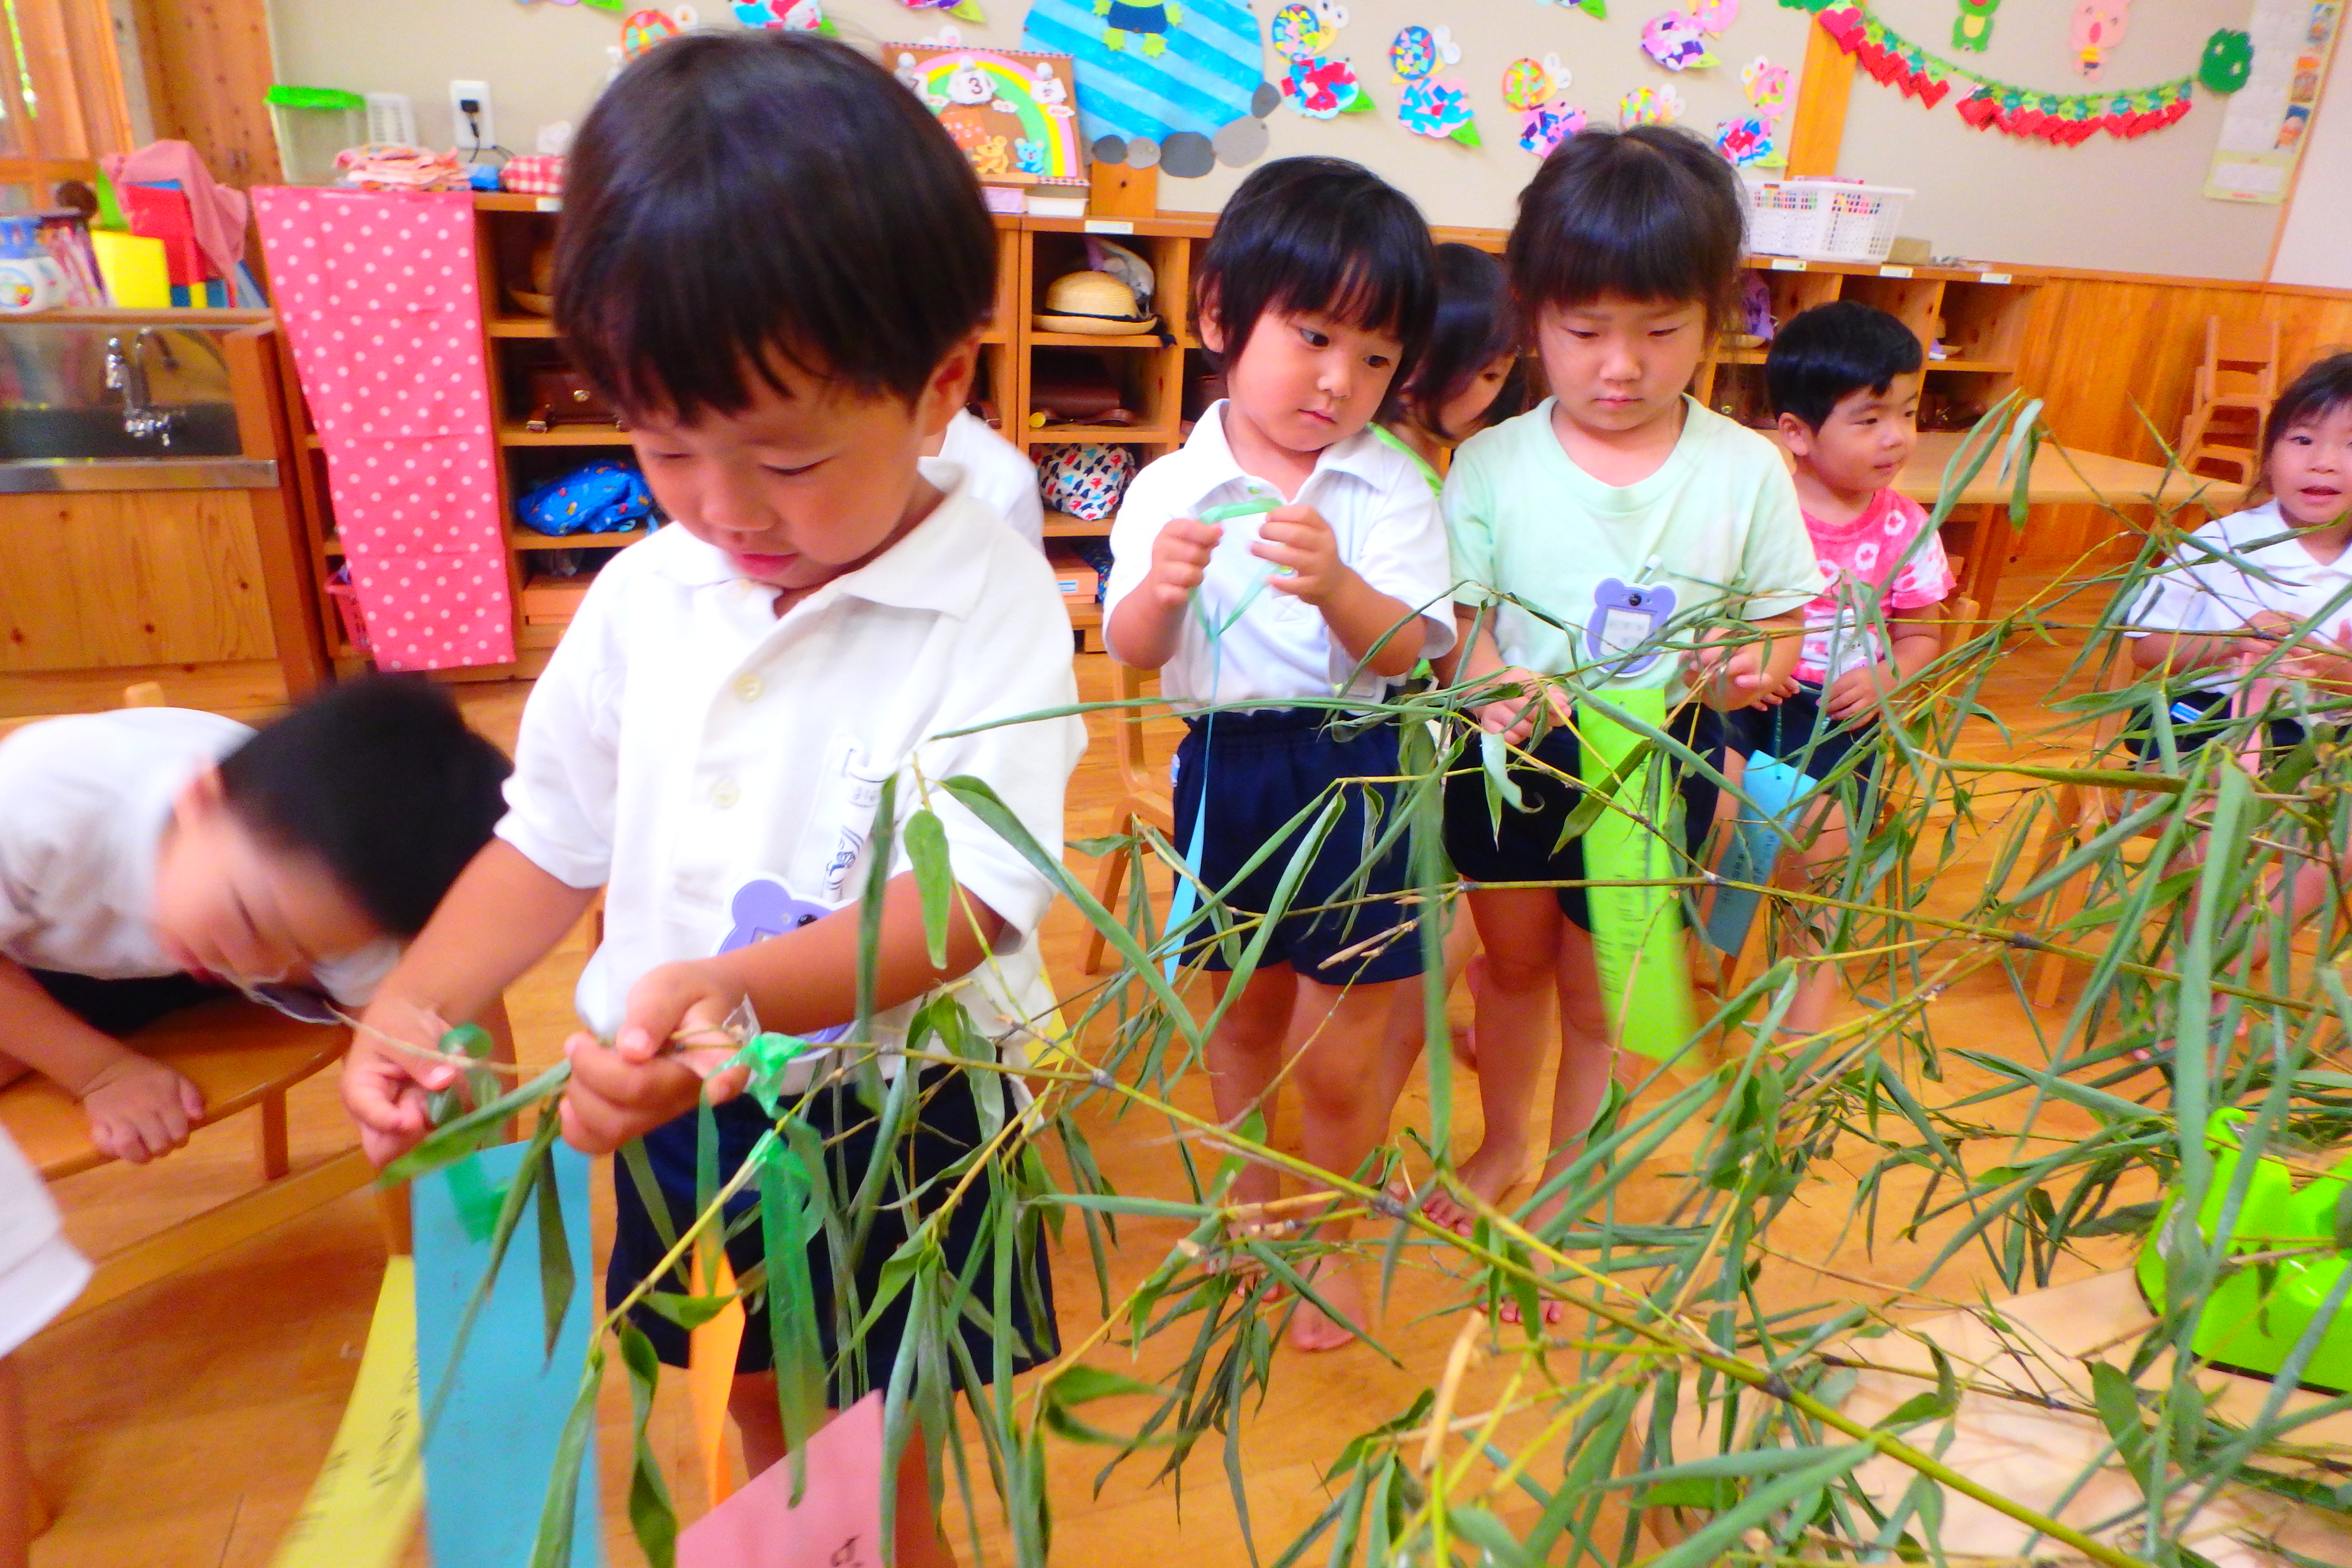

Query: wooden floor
(16, 571), (2141, 1566)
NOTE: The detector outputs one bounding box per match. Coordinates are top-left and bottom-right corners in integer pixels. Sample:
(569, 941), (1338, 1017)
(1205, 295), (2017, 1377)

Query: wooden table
(1895, 431), (2245, 610)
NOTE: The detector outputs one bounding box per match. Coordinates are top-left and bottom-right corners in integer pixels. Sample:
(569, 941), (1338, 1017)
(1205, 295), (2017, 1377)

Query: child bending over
(1103, 156), (1447, 1353)
(1744, 300), (1952, 1036)
(0, 678), (507, 1162)
(1436, 127), (1818, 1254)
(339, 33), (1086, 1482)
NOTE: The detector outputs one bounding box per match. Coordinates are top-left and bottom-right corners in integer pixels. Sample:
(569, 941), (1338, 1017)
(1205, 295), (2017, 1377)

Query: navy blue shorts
(1169, 709), (1424, 986)
(1731, 685), (1883, 795)
(1442, 706), (1723, 932)
(607, 1065), (1059, 1396)
(30, 970), (230, 1036)
(2124, 686), (2310, 766)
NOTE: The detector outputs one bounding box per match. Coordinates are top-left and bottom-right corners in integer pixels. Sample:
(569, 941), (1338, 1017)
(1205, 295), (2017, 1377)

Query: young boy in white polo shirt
(337, 33), (1086, 1483)
(0, 679), (508, 1163)
(1104, 156), (1446, 1354)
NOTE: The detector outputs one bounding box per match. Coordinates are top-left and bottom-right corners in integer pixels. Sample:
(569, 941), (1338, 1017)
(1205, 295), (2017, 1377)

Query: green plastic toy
(2136, 1108), (2352, 1392)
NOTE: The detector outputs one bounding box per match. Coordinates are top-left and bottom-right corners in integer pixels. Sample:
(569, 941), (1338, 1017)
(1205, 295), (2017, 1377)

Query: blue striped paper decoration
(1020, 0), (1264, 148)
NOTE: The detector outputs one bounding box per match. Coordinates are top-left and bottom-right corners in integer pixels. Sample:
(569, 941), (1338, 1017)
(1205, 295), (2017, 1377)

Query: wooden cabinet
(0, 489), (275, 670)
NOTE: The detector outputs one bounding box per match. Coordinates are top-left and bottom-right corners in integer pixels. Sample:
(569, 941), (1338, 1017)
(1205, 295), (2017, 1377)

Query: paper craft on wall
(1391, 24), (1480, 144)
(1641, 12), (1716, 69)
(1815, 5), (2194, 143)
(1952, 0), (1998, 52)
(620, 8), (681, 57)
(2207, 0), (2344, 202)
(1718, 52), (1788, 164)
(1620, 82), (1683, 123)
(731, 0), (832, 30)
(2201, 28), (2254, 91)
(1540, 0), (1608, 17)
(904, 0), (986, 21)
(893, 43), (1085, 184)
(1688, 0), (1738, 33)
(1503, 53), (1584, 155)
(1020, 0), (1271, 177)
(2068, 0), (2131, 81)
(1270, 2), (1374, 118)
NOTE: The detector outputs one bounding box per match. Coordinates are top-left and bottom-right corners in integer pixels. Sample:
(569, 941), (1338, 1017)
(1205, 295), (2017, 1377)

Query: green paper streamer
(447, 1158), (507, 1244)
(1578, 689), (1694, 1062)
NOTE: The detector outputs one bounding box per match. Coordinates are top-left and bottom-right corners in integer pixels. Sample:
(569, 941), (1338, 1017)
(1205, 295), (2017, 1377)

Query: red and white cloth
(254, 188), (516, 670)
(500, 155), (566, 196)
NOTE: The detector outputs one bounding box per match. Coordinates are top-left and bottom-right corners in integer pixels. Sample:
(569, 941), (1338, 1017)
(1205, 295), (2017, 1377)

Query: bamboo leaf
(533, 1121), (575, 1362)
(905, 806), (955, 969)
(619, 1326), (679, 1568)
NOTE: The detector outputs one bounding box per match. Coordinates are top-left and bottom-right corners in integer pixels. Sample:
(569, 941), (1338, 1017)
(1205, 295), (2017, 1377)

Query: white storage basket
(1740, 178), (1914, 264)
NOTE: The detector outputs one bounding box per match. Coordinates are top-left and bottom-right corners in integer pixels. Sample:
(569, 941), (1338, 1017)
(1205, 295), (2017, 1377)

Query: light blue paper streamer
(412, 1140), (603, 1568)
(1703, 751), (1815, 957)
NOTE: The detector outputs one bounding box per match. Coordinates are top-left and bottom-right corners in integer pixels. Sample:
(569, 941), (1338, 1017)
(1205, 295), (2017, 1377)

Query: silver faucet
(104, 330), (180, 448)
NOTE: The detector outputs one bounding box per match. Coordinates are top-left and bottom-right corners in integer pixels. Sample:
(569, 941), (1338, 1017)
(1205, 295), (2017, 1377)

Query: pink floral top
(1792, 488), (1955, 685)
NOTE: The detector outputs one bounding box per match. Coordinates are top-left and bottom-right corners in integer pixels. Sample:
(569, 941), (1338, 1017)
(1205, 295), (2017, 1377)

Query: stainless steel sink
(0, 321), (276, 491)
(0, 404), (243, 460)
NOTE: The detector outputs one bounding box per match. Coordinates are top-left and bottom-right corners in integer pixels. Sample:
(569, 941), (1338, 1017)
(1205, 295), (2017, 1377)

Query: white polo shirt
(495, 463), (1085, 1056)
(1101, 403), (1456, 709)
(939, 410), (1045, 552)
(2127, 502), (2352, 648)
(0, 708), (397, 999)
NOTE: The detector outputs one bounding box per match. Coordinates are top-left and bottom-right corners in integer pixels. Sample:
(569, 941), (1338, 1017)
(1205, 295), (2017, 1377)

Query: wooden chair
(2178, 318), (2281, 487)
(1082, 660), (1175, 975)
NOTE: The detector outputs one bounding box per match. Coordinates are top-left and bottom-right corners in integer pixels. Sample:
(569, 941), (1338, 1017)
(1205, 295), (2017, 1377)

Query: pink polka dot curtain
(254, 188), (518, 671)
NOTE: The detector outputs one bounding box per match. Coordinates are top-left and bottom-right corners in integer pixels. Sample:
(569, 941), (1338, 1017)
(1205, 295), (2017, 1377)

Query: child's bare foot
(1422, 1138), (1528, 1235)
(80, 1053), (205, 1163)
(1286, 1253), (1367, 1352)
(1448, 955), (1489, 1072)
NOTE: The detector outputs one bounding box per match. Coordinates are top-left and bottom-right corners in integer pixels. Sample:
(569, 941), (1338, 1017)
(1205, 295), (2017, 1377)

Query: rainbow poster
(892, 44), (1088, 185)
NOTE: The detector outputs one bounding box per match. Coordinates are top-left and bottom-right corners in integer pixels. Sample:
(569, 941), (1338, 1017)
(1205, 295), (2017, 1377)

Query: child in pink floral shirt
(1742, 301), (1954, 1033)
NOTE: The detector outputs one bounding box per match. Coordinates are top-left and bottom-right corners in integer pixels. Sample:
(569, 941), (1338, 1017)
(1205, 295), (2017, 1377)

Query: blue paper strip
(1703, 752), (1816, 957)
(412, 1140), (604, 1568)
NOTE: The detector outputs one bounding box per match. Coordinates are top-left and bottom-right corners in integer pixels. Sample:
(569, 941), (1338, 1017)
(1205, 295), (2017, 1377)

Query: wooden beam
(1786, 17), (1855, 178)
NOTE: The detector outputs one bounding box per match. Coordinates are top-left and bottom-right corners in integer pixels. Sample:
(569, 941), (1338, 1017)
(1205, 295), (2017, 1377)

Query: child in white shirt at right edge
(2126, 352), (2352, 960)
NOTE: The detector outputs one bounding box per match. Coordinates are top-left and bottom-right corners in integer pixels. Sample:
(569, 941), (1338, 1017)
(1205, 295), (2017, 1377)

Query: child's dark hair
(218, 677), (511, 938)
(1765, 301), (1925, 428)
(1389, 242), (1524, 440)
(554, 31), (996, 420)
(1507, 125), (1746, 335)
(2265, 352), (2352, 453)
(1194, 156), (1435, 386)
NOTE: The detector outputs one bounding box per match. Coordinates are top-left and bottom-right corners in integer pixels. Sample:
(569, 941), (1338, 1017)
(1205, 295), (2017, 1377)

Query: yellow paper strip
(273, 1258), (424, 1568)
(689, 1252), (747, 1508)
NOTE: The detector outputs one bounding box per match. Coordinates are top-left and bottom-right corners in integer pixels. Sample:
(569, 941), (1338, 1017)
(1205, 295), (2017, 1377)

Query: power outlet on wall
(449, 80), (495, 155)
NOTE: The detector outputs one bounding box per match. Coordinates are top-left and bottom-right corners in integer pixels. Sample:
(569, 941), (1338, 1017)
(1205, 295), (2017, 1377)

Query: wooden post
(1785, 17), (1855, 178)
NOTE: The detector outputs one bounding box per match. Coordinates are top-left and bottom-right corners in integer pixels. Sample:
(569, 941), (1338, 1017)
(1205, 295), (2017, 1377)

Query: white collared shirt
(495, 469), (1086, 1055)
(1100, 403), (1456, 709)
(0, 708), (397, 1000)
(2128, 501), (2352, 645)
(938, 411), (1045, 551)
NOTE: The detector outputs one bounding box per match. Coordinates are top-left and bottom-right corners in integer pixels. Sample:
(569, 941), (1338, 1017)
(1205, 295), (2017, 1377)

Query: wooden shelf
(509, 526), (646, 551)
(1065, 598), (1102, 631)
(1927, 359), (2015, 375)
(1026, 425), (1173, 445)
(1042, 511), (1109, 537)
(1028, 331), (1169, 349)
(498, 423), (634, 447)
(488, 315), (557, 338)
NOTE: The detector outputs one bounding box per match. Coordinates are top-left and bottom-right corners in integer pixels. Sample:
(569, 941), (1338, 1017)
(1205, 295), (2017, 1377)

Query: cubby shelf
(283, 198), (2040, 675)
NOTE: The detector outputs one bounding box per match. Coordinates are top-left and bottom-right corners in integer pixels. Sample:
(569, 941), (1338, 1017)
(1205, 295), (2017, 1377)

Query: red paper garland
(1817, 3), (2193, 142)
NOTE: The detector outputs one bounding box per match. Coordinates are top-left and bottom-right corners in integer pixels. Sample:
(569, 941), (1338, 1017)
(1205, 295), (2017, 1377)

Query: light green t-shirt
(1444, 397), (1820, 699)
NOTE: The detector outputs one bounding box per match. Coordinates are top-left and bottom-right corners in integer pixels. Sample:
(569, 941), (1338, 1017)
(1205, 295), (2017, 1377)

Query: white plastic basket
(1739, 177), (1913, 264)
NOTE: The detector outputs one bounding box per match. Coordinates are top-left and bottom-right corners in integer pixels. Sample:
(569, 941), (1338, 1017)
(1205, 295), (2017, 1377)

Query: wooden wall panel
(131, 0), (283, 187)
(2008, 275), (2352, 563)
